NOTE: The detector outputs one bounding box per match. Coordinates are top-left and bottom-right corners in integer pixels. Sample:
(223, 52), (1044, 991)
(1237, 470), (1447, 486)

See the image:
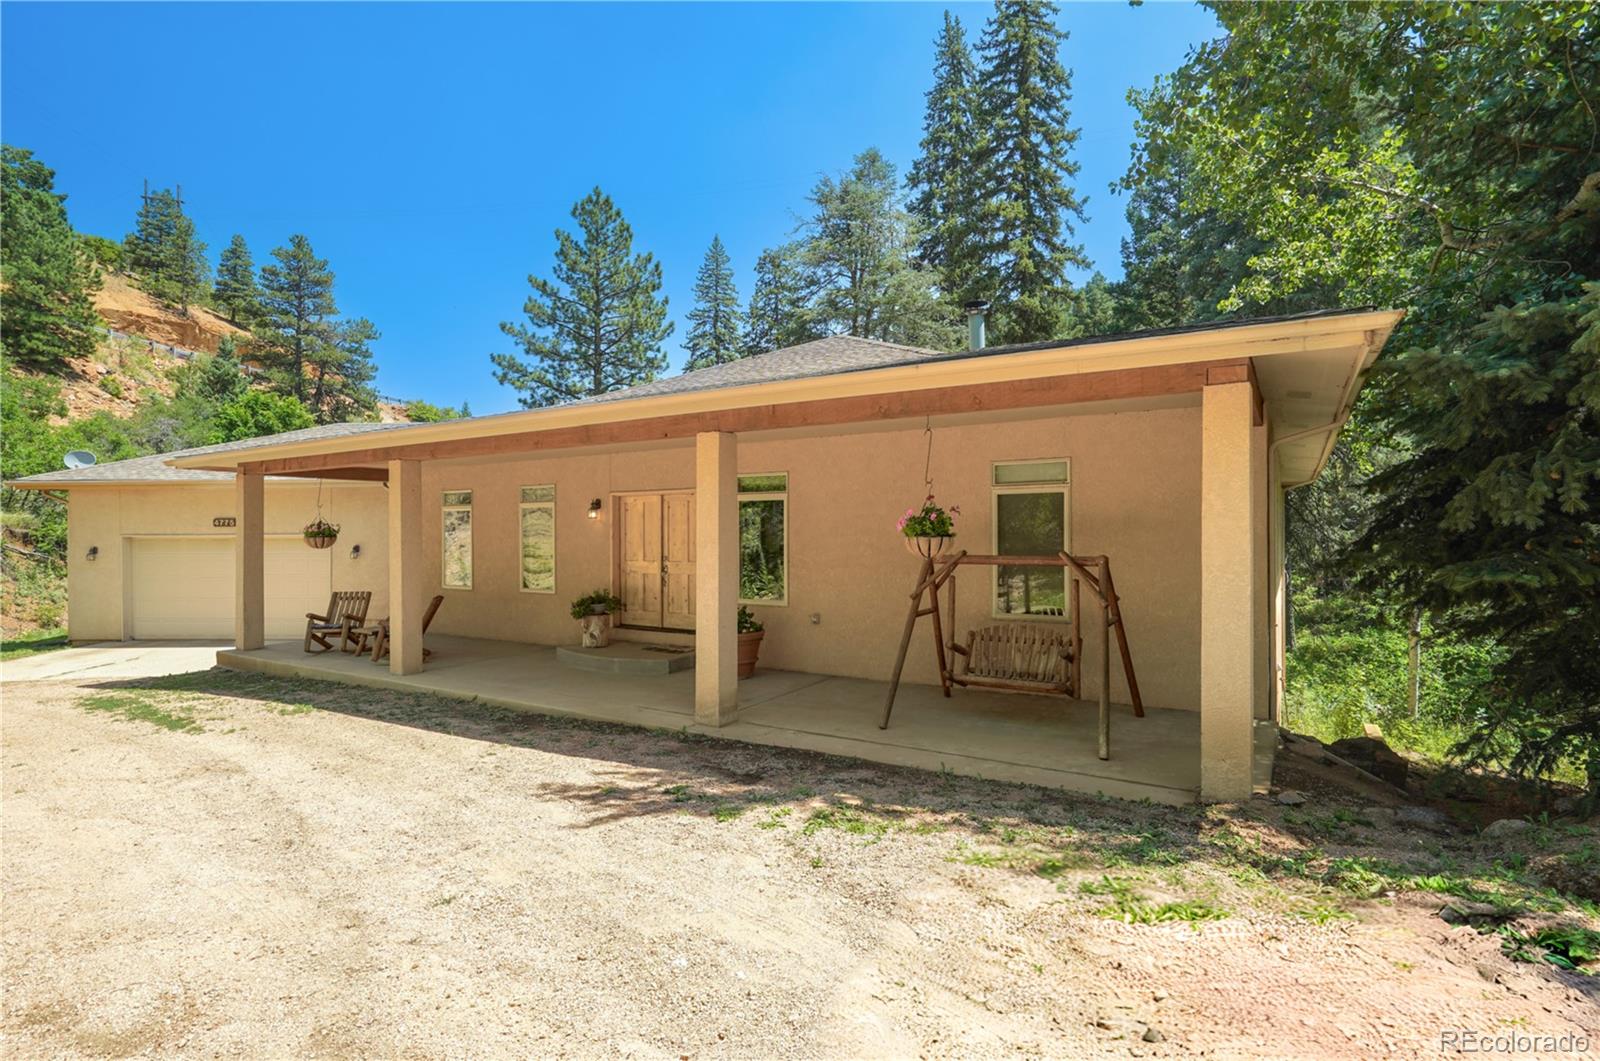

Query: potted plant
(897, 495), (959, 559)
(302, 518), (340, 550)
(570, 589), (623, 648)
(737, 605), (764, 679)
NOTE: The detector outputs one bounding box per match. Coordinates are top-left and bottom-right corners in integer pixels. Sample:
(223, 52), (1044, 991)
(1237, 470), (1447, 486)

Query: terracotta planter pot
(905, 534), (953, 559)
(737, 629), (764, 679)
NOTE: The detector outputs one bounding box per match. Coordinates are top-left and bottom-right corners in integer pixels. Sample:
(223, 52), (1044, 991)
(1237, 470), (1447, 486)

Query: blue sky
(1, 2), (1219, 414)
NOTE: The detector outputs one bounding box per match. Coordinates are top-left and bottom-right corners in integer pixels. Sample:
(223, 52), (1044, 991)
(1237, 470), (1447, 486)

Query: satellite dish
(63, 450), (97, 470)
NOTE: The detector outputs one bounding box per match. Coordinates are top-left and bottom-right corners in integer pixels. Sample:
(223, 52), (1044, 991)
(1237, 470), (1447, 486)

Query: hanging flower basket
(906, 534), (954, 559)
(898, 495), (958, 560)
(303, 519), (340, 550)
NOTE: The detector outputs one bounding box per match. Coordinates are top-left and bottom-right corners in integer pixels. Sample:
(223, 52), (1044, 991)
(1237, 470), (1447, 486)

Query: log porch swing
(880, 551), (1144, 761)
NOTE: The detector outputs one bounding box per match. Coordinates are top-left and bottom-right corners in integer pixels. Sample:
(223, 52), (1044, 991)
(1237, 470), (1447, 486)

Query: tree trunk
(1407, 605), (1423, 718)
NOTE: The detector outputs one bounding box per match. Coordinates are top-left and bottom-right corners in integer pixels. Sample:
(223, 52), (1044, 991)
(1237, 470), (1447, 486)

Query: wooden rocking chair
(303, 591), (372, 654)
(349, 594), (444, 663)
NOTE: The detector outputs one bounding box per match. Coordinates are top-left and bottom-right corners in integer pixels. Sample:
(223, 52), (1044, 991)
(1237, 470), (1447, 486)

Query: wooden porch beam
(266, 467), (389, 482)
(239, 358), (1245, 476)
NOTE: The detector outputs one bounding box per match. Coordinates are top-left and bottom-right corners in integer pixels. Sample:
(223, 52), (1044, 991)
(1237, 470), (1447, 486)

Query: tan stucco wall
(65, 481), (388, 642)
(416, 406), (1207, 710)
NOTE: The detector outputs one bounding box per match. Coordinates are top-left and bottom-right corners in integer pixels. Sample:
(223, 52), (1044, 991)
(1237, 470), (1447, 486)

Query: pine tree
(256, 234), (337, 405)
(973, 0), (1089, 343)
(491, 187), (672, 408)
(214, 234), (261, 325)
(122, 185), (208, 311)
(798, 148), (956, 349)
(0, 145), (100, 367)
(309, 317), (379, 424)
(742, 245), (815, 355)
(1066, 272), (1119, 338)
(907, 12), (984, 305)
(683, 236), (745, 370)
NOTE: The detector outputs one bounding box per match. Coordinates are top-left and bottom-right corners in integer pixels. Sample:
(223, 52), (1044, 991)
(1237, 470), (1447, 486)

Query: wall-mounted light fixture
(587, 498), (603, 520)
(349, 544), (362, 560)
(85, 545), (99, 562)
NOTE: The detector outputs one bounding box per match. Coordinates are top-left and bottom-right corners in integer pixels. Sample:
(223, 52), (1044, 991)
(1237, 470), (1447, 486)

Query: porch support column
(388, 459), (425, 675)
(1200, 381), (1258, 802)
(234, 469), (265, 650)
(694, 431), (738, 726)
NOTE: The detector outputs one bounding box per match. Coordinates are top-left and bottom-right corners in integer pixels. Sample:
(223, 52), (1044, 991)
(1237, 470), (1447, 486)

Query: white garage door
(128, 537), (332, 640)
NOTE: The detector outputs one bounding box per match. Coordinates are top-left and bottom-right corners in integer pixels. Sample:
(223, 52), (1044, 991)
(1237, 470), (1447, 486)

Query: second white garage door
(127, 536), (332, 640)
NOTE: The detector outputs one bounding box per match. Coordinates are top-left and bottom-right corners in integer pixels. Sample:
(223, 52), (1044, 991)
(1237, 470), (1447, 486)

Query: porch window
(992, 459), (1070, 618)
(738, 473), (787, 605)
(519, 485), (556, 594)
(442, 489), (473, 590)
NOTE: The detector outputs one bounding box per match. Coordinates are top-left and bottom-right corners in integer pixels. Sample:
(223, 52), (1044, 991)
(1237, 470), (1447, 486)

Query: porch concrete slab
(555, 640), (694, 675)
(218, 634), (1203, 804)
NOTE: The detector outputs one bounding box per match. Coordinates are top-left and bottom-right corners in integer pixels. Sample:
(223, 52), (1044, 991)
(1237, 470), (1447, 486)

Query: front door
(618, 492), (695, 630)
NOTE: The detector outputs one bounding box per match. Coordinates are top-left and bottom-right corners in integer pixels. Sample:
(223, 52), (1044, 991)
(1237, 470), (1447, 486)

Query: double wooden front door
(618, 492), (695, 630)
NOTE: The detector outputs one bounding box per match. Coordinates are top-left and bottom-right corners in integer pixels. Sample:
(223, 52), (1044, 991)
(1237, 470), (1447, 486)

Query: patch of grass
(756, 807), (792, 831)
(0, 628), (67, 662)
(712, 804), (745, 823)
(79, 692), (201, 733)
(802, 805), (891, 840)
(1294, 901), (1356, 924)
(1283, 808), (1376, 840)
(1099, 892), (1230, 925)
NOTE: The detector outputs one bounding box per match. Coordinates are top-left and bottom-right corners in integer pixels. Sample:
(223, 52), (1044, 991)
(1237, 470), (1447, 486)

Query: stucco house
(10, 307), (1401, 803)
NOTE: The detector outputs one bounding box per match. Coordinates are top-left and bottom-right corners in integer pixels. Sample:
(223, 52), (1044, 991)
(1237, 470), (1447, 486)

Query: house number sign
(213, 517), (237, 528)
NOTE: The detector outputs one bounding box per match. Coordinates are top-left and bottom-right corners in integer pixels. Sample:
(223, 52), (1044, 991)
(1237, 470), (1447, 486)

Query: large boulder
(1328, 735), (1410, 787)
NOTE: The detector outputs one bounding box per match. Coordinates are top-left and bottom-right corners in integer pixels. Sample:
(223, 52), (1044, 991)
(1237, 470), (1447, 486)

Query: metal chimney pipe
(963, 299), (990, 351)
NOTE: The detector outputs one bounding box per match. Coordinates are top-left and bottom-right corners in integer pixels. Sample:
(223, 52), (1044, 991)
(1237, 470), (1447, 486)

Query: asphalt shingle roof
(581, 335), (945, 403)
(10, 421), (416, 485)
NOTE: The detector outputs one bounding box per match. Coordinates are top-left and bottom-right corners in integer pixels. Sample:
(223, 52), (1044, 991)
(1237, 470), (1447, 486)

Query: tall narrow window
(737, 473), (787, 605)
(442, 489), (473, 589)
(519, 485), (556, 594)
(992, 460), (1070, 617)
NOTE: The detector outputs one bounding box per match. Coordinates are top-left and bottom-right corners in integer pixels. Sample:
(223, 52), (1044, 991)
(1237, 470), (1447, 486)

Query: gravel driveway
(3, 670), (1595, 1058)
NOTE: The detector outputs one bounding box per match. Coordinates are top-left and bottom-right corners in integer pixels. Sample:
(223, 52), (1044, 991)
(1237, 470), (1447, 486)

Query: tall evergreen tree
(214, 234), (261, 326)
(122, 185), (208, 310)
(798, 148), (956, 349)
(491, 188), (672, 408)
(309, 317), (379, 424)
(973, 0), (1089, 343)
(0, 145), (100, 367)
(1066, 272), (1119, 338)
(742, 245), (815, 355)
(683, 235), (745, 370)
(907, 12), (984, 305)
(256, 234), (338, 405)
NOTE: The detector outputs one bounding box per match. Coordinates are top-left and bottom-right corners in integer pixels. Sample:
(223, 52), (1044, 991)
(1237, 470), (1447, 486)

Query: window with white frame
(738, 473), (787, 605)
(992, 459), (1070, 617)
(442, 489), (473, 589)
(519, 485), (556, 593)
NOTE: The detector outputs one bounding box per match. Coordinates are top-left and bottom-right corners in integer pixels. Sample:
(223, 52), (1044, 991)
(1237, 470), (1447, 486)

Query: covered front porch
(215, 635), (1272, 805)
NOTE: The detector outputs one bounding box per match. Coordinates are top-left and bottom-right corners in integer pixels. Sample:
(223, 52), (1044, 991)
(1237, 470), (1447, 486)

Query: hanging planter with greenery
(303, 518), (340, 550)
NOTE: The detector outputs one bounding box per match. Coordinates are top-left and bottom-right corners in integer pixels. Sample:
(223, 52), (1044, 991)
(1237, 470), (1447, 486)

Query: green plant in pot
(898, 495), (959, 559)
(737, 605), (764, 679)
(570, 589), (623, 648)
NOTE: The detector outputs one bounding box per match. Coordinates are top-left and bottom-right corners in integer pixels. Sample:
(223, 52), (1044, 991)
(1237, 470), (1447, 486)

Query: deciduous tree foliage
(492, 187), (672, 407)
(209, 389), (315, 444)
(0, 145), (100, 367)
(683, 235), (745, 370)
(1129, 2), (1600, 790)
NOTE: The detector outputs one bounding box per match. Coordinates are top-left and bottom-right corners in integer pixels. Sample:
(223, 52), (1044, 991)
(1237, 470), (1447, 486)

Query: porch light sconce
(349, 544), (362, 560)
(588, 498), (603, 520)
(85, 545), (99, 561)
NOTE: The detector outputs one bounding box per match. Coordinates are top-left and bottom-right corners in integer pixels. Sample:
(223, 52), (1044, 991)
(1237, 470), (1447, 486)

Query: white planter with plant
(898, 495), (959, 559)
(570, 589), (623, 648)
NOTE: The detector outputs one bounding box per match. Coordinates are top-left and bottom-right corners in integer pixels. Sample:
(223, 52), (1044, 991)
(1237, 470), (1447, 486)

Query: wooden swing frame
(879, 551), (1144, 762)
